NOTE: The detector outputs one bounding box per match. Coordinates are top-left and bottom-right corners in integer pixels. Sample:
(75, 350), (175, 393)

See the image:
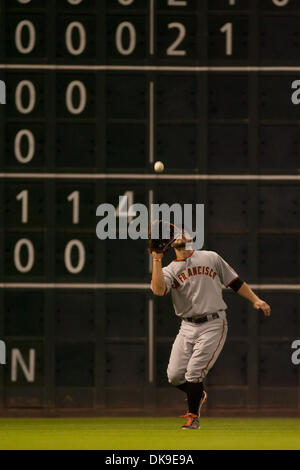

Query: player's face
(171, 237), (187, 250)
(171, 229), (195, 250)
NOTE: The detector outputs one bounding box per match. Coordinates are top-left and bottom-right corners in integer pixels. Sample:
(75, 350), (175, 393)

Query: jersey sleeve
(150, 266), (173, 295)
(214, 252), (239, 288)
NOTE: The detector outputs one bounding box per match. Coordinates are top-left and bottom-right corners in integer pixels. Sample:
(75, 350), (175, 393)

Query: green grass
(0, 417), (299, 450)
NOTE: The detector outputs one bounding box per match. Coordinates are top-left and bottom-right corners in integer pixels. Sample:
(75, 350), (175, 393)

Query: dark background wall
(0, 0), (299, 411)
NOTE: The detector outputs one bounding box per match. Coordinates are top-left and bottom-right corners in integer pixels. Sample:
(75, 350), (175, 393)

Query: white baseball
(154, 161), (165, 173)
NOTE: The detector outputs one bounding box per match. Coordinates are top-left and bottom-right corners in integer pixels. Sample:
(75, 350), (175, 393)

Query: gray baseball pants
(167, 310), (228, 384)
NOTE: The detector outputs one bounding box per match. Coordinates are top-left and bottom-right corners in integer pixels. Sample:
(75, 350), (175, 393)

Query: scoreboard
(0, 0), (299, 410)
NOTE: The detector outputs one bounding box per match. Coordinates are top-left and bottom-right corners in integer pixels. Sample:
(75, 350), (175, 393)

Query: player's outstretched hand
(253, 299), (271, 317)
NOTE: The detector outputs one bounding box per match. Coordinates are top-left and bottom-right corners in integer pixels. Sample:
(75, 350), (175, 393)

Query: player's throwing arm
(234, 282), (271, 317)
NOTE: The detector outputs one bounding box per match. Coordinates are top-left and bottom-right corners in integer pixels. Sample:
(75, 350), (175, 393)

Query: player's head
(148, 220), (194, 254)
(171, 227), (194, 251)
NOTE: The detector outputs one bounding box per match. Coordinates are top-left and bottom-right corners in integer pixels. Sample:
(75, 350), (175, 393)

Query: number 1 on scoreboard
(16, 190), (29, 224)
(220, 22), (233, 56)
(67, 191), (80, 225)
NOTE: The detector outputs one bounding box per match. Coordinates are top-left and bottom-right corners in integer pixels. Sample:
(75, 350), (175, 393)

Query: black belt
(184, 312), (220, 324)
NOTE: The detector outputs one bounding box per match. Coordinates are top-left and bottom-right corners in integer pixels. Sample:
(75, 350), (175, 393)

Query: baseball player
(150, 225), (271, 430)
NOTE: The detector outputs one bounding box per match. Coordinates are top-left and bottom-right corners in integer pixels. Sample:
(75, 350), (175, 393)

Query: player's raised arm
(148, 220), (174, 297)
(151, 252), (167, 297)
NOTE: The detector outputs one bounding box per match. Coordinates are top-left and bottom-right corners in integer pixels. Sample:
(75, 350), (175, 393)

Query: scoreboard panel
(0, 0), (299, 411)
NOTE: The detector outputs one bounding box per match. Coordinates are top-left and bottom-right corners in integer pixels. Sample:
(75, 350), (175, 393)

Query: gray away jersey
(153, 250), (238, 319)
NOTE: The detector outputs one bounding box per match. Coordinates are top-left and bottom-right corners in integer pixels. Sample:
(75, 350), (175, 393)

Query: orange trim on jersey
(202, 319), (226, 374)
(226, 276), (239, 288)
(173, 251), (195, 262)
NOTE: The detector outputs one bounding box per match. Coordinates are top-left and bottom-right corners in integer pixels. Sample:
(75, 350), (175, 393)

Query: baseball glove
(148, 220), (176, 254)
